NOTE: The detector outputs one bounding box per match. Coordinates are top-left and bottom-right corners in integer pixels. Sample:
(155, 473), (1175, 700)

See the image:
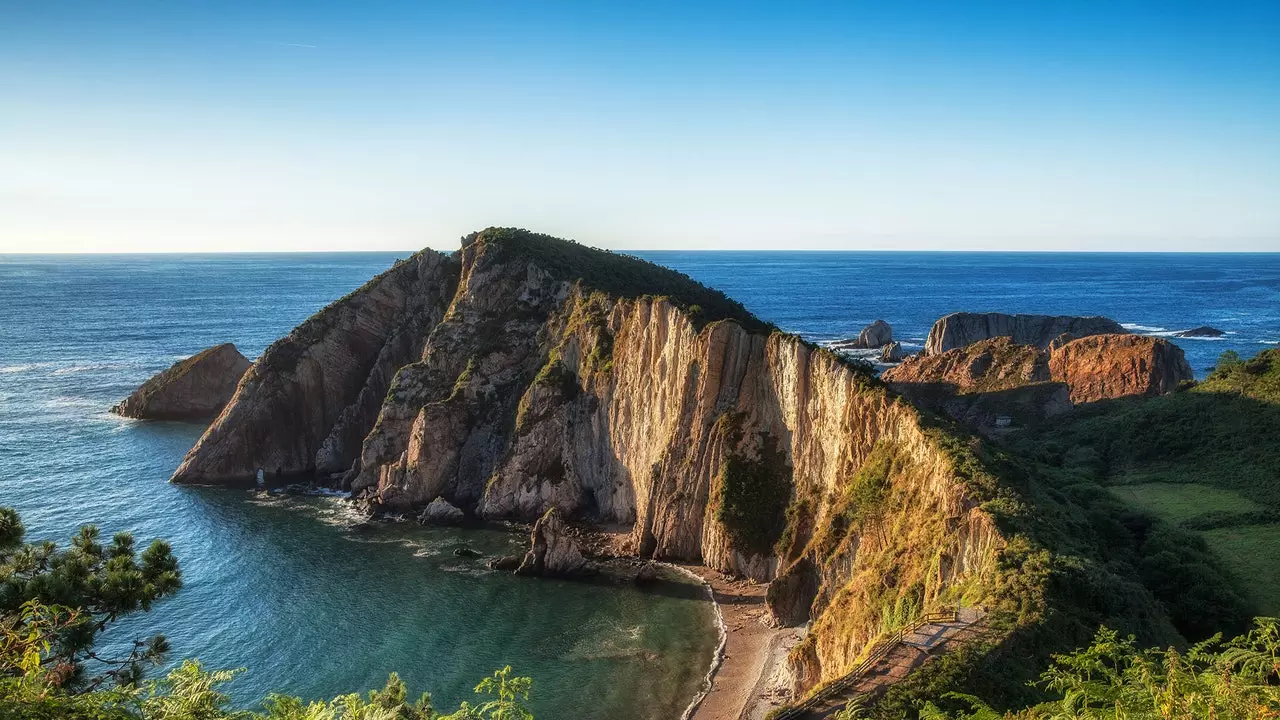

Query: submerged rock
(488, 554), (522, 572)
(1174, 326), (1226, 338)
(112, 343), (251, 421)
(923, 312), (1125, 356)
(516, 508), (588, 577)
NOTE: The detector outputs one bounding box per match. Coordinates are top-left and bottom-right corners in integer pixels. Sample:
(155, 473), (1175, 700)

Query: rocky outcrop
(885, 334), (1192, 427)
(170, 253), (459, 484)
(884, 337), (1051, 393)
(1174, 326), (1225, 338)
(516, 508), (588, 577)
(1049, 334), (1193, 404)
(923, 312), (1125, 356)
(880, 342), (905, 363)
(418, 497), (466, 525)
(833, 319), (893, 349)
(883, 338), (1070, 429)
(171, 228), (1008, 692)
(112, 344), (251, 421)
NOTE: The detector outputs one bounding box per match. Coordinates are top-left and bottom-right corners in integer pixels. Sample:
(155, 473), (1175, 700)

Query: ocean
(2, 250), (1278, 717)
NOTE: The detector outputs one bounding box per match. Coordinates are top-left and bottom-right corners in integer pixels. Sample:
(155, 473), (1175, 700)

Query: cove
(0, 253), (720, 720)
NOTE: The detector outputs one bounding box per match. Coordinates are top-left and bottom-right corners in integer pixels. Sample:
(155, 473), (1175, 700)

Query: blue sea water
(638, 251), (1280, 377)
(0, 253), (717, 719)
(2, 250), (1279, 717)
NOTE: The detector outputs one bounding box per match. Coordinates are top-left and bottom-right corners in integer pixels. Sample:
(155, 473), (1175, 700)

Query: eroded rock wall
(171, 230), (1010, 693)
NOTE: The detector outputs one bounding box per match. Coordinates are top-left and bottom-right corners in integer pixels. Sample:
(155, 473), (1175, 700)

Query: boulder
(515, 508), (587, 577)
(923, 313), (1125, 356)
(1048, 334), (1193, 404)
(633, 561), (661, 585)
(880, 341), (905, 363)
(832, 319), (893, 350)
(1174, 326), (1226, 338)
(111, 344), (251, 421)
(418, 497), (466, 525)
(488, 555), (523, 572)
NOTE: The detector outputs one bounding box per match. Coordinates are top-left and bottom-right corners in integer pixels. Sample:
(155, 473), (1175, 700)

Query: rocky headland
(112, 343), (251, 421)
(165, 230), (1215, 713)
(171, 229), (1008, 696)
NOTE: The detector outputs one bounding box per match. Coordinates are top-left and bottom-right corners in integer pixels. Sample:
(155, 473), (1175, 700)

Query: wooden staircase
(772, 606), (983, 720)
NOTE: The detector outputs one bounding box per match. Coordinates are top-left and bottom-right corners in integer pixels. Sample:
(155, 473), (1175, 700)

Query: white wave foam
(0, 364), (40, 374)
(1121, 323), (1167, 333)
(51, 363), (134, 375)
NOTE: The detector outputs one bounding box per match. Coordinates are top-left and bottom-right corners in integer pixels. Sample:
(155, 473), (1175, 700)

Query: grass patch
(1201, 523), (1280, 615)
(1109, 482), (1262, 526)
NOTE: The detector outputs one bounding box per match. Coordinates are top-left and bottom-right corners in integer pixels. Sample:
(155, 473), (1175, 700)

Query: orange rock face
(882, 337), (1049, 392)
(1048, 334), (1193, 404)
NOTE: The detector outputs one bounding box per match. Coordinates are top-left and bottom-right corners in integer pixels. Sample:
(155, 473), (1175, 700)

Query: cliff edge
(171, 229), (1007, 692)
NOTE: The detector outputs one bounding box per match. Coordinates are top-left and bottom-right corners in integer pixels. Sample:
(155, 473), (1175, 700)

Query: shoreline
(674, 564), (800, 720)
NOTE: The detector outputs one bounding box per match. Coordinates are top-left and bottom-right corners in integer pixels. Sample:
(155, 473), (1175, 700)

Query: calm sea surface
(2, 250), (1279, 716)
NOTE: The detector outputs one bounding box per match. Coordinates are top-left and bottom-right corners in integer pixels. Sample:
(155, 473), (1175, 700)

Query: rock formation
(419, 497), (466, 525)
(1174, 326), (1225, 338)
(923, 312), (1126, 356)
(1049, 334), (1193, 404)
(883, 338), (1071, 429)
(171, 228), (1007, 692)
(885, 334), (1192, 427)
(112, 343), (251, 421)
(515, 507), (588, 577)
(880, 342), (905, 363)
(832, 320), (893, 350)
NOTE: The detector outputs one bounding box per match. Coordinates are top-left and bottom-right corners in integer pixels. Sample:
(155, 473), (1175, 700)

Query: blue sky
(2, 1), (1278, 252)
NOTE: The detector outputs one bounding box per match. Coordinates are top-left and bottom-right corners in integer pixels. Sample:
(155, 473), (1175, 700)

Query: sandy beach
(680, 565), (804, 720)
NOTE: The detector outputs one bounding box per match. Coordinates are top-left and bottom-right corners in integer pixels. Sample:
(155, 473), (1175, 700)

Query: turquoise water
(0, 253), (718, 719)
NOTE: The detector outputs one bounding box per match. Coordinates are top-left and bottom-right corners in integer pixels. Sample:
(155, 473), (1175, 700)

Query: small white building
(994, 416), (1013, 428)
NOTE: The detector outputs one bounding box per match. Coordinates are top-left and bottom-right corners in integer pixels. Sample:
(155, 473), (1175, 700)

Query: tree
(0, 507), (181, 691)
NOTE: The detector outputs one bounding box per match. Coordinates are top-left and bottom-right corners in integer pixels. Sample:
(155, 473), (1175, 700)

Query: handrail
(771, 605), (960, 720)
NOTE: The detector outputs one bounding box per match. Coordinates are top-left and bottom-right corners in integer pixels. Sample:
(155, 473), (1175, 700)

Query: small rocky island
(112, 343), (251, 420)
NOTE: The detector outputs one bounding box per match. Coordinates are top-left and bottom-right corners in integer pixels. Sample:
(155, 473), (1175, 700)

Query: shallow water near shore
(2, 250), (1278, 718)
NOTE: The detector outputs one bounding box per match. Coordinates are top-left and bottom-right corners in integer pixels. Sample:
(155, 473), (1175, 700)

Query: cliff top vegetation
(463, 227), (776, 333)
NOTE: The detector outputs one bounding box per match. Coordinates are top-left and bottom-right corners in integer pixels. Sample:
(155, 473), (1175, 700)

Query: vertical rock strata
(171, 229), (1008, 691)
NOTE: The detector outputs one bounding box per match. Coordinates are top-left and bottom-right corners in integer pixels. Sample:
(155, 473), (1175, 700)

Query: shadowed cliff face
(170, 250), (460, 484)
(112, 343), (251, 420)
(171, 229), (1008, 691)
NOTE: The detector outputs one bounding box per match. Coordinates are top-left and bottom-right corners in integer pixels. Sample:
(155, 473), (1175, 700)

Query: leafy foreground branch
(2, 506), (534, 720)
(833, 618), (1280, 720)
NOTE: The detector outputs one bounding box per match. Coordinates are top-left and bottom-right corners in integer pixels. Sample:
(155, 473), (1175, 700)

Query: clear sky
(2, 1), (1278, 253)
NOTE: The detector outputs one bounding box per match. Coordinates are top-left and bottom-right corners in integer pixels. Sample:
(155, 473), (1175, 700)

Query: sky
(1, 1), (1278, 253)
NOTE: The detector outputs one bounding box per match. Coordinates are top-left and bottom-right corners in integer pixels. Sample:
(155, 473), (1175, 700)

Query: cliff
(171, 228), (1009, 692)
(884, 334), (1192, 427)
(923, 312), (1126, 356)
(1049, 334), (1193, 403)
(112, 343), (251, 421)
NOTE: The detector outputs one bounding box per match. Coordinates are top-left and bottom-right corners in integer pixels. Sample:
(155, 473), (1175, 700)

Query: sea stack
(112, 343), (251, 421)
(923, 312), (1126, 356)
